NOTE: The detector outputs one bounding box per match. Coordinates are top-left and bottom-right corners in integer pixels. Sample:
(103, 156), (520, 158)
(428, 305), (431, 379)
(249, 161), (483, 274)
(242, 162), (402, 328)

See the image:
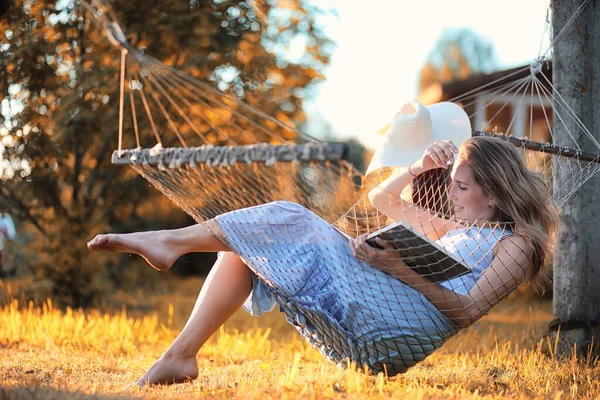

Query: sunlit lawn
(1, 276), (599, 399)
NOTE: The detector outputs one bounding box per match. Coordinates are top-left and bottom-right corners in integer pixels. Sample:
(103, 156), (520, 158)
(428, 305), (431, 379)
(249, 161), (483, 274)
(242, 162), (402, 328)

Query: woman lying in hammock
(87, 101), (559, 386)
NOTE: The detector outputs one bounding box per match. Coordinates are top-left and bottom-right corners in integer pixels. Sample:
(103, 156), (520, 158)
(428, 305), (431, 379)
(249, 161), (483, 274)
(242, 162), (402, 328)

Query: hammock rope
(84, 0), (600, 376)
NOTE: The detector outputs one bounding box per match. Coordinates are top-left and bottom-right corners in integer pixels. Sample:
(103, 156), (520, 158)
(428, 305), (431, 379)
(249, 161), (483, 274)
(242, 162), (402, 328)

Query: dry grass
(0, 276), (599, 399)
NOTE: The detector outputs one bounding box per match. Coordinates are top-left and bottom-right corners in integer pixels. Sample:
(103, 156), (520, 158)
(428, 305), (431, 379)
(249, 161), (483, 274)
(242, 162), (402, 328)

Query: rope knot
(529, 58), (544, 76)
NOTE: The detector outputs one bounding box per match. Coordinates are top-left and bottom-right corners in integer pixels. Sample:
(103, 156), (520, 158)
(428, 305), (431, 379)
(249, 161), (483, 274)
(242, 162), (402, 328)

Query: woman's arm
(368, 140), (460, 241)
(454, 235), (531, 325)
(352, 234), (531, 328)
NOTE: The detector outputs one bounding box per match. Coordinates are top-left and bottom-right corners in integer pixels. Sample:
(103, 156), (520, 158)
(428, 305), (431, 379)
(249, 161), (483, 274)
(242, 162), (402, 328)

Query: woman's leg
(87, 224), (230, 270)
(136, 252), (253, 386)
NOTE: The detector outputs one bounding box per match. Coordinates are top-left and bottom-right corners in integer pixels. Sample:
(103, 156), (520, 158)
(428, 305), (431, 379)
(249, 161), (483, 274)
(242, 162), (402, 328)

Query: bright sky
(305, 0), (552, 148)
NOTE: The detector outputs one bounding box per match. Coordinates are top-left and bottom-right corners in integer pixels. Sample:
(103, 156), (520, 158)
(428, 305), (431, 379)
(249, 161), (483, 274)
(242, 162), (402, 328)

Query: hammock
(85, 1), (600, 375)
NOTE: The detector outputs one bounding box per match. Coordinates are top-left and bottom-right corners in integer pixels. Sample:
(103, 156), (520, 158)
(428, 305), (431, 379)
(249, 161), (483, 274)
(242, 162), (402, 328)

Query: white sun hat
(366, 100), (472, 176)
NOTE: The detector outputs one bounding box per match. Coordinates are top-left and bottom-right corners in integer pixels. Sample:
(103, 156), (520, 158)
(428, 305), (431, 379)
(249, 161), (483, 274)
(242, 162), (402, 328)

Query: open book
(333, 222), (471, 283)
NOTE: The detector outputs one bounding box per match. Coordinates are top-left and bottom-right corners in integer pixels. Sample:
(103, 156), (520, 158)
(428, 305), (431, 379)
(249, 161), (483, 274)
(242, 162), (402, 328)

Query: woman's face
(448, 158), (496, 221)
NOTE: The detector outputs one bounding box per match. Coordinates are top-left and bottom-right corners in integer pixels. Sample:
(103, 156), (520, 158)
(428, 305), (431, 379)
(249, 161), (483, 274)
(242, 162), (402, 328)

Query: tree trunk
(552, 0), (600, 357)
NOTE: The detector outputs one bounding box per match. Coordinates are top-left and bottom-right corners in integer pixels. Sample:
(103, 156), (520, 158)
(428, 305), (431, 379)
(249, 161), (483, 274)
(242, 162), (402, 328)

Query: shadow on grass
(0, 386), (135, 400)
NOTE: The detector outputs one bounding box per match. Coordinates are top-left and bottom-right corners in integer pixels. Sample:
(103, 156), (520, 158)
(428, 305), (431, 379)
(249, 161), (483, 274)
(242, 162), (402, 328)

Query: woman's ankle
(162, 345), (198, 361)
(161, 229), (193, 257)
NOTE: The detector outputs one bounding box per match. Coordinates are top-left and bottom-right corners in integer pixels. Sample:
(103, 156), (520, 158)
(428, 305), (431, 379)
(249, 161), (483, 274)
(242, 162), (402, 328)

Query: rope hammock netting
(84, 0), (600, 376)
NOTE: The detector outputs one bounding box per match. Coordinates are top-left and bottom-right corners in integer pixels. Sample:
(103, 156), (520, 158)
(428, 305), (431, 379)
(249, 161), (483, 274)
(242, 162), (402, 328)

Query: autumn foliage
(0, 0), (334, 306)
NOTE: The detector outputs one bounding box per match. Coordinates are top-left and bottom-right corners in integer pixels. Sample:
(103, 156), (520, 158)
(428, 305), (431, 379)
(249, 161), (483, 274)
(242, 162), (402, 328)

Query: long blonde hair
(459, 136), (560, 282)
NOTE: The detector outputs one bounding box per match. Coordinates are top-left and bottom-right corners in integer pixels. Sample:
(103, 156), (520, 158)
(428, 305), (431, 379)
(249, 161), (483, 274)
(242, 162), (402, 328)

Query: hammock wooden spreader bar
(111, 142), (349, 167)
(473, 130), (600, 163)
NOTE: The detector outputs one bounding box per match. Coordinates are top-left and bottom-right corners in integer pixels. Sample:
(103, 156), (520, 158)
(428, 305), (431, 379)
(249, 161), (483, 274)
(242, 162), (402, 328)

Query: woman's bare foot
(135, 355), (199, 386)
(87, 232), (178, 271)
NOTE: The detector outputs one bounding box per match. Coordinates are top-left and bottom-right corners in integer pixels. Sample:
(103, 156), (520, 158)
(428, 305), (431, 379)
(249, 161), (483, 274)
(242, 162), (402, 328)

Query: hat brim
(366, 102), (472, 176)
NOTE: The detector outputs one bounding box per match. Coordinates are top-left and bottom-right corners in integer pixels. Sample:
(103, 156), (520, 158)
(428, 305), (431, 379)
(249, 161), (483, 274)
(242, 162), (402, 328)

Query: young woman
(355, 136), (558, 327)
(88, 124), (559, 387)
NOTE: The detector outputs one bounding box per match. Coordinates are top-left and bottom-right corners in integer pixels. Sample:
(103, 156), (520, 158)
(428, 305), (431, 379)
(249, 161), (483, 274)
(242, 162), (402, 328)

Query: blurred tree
(343, 138), (366, 173)
(303, 110), (366, 173)
(418, 27), (498, 92)
(0, 0), (333, 307)
(0, 0), (12, 16)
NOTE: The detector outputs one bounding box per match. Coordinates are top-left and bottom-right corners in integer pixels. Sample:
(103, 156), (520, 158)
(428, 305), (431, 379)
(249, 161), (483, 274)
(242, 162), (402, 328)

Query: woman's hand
(413, 140), (459, 174)
(350, 233), (430, 286)
(349, 233), (404, 273)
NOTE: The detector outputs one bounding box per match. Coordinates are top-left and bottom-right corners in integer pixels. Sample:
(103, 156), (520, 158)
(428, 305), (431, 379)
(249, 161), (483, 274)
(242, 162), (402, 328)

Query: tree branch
(0, 185), (48, 237)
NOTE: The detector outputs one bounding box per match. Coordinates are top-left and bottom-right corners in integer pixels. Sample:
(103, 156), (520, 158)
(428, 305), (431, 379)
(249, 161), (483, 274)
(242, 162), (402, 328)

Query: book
(333, 222), (471, 283)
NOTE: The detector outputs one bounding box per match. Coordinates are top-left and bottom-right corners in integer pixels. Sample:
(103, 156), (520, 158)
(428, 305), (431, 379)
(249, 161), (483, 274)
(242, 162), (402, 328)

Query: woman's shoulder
(494, 233), (532, 260)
